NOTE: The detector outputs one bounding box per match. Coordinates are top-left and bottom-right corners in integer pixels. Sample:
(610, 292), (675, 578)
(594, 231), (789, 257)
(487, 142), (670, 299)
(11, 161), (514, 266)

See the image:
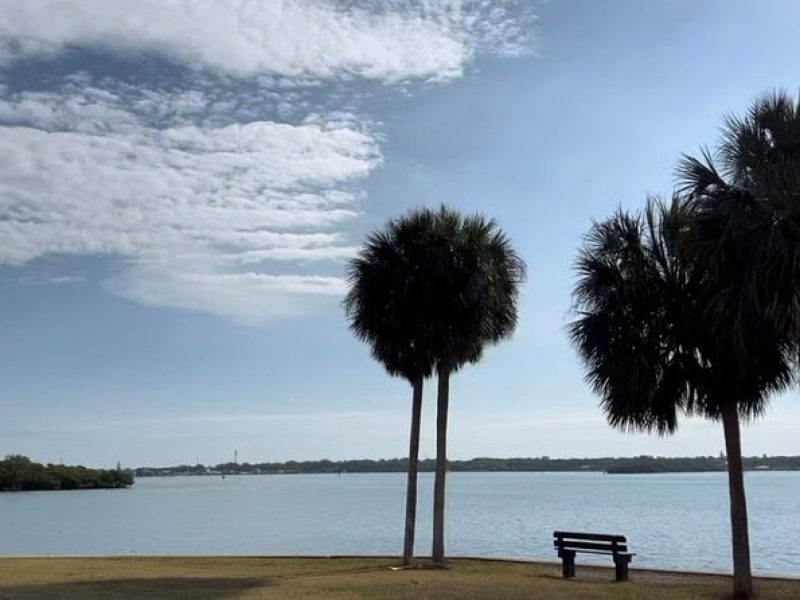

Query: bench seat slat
(555, 540), (627, 553)
(560, 550), (635, 557)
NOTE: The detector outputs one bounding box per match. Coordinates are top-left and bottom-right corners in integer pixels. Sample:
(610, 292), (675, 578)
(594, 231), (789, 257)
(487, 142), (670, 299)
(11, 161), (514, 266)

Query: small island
(0, 455), (134, 492)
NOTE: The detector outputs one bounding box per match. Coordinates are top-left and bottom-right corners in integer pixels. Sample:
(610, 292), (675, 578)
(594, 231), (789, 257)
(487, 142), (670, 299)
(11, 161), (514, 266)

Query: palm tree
(569, 197), (795, 599)
(422, 207), (526, 564)
(344, 209), (439, 564)
(346, 206), (525, 566)
(675, 90), (800, 597)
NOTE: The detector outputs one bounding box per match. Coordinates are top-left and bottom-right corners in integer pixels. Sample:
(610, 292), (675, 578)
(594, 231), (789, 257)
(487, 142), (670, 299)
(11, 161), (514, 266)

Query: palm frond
(676, 148), (726, 196)
(718, 89), (800, 200)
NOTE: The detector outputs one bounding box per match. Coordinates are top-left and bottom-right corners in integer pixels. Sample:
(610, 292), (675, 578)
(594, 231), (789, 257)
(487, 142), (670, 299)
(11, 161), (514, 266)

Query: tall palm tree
(344, 209), (439, 564)
(347, 205), (525, 565)
(422, 207), (526, 564)
(569, 197), (794, 599)
(675, 90), (800, 597)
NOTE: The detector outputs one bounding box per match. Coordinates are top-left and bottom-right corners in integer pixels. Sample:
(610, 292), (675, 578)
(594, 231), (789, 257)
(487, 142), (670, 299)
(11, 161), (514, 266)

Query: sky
(1, 0), (799, 468)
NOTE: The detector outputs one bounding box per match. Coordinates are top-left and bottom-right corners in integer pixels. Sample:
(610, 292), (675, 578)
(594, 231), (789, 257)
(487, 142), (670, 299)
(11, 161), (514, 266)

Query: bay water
(1, 471), (798, 575)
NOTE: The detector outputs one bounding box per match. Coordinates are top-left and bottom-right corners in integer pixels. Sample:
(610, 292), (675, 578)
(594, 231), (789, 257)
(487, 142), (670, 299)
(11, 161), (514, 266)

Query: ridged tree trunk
(721, 401), (753, 599)
(432, 367), (450, 564)
(402, 376), (424, 564)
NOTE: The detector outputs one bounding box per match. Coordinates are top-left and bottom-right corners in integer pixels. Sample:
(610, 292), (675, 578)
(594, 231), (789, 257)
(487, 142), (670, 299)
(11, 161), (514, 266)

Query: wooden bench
(553, 530), (635, 581)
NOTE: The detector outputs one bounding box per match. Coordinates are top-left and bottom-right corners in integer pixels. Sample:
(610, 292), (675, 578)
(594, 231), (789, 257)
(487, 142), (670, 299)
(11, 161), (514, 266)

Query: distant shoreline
(134, 455), (800, 477)
(135, 469), (799, 478)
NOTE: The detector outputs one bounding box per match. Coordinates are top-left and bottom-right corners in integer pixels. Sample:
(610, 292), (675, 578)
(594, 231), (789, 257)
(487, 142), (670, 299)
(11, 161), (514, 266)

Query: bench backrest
(553, 531), (628, 554)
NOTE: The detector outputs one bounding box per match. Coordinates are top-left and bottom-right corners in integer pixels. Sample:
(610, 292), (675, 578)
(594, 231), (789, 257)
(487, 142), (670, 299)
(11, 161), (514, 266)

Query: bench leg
(614, 557), (630, 582)
(561, 551), (576, 578)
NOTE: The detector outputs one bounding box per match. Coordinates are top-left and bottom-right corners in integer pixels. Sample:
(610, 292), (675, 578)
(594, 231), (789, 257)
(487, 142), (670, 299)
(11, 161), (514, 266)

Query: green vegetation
(569, 90), (800, 598)
(602, 455), (800, 474)
(0, 455), (133, 492)
(343, 205), (525, 564)
(134, 454), (800, 477)
(0, 557), (797, 600)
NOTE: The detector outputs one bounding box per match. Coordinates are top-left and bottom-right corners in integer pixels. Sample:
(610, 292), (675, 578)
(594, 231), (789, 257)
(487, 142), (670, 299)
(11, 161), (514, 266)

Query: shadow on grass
(0, 576), (269, 599)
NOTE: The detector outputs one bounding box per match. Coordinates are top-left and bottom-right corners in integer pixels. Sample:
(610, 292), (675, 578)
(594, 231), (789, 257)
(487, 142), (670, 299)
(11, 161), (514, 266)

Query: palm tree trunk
(432, 367), (450, 564)
(721, 401), (753, 599)
(402, 376), (423, 564)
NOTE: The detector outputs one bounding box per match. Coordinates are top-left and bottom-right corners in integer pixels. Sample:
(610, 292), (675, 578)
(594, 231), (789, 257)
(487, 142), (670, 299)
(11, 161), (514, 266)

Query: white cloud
(109, 266), (347, 323)
(0, 95), (378, 258)
(0, 0), (536, 82)
(0, 85), (377, 319)
(4, 273), (85, 287)
(0, 1), (537, 322)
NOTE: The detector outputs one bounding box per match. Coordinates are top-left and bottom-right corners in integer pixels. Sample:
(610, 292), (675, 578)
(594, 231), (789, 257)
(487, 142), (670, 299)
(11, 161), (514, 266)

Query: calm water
(1, 471), (798, 575)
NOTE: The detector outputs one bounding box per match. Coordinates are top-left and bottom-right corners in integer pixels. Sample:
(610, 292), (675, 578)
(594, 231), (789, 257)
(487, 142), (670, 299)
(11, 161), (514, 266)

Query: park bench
(553, 530), (634, 581)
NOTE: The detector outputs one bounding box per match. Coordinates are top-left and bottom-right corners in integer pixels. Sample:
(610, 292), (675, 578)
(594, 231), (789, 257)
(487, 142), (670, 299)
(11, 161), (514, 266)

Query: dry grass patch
(0, 556), (797, 599)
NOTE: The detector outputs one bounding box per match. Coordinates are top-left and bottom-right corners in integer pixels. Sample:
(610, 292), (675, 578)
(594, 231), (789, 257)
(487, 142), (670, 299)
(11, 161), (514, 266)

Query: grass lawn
(0, 556), (797, 599)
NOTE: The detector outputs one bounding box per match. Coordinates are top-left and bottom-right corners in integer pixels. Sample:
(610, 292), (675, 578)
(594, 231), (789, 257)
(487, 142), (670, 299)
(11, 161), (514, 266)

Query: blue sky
(1, 0), (799, 468)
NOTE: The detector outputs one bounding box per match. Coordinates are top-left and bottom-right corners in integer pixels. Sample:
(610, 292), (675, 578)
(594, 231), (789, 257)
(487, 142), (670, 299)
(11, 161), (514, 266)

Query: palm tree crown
(345, 205), (525, 378)
(678, 91), (800, 361)
(344, 208), (439, 382)
(569, 198), (793, 431)
(425, 206), (526, 372)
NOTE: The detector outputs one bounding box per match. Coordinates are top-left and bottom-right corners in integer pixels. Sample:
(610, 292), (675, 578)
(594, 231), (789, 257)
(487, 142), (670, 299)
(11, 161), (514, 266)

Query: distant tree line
(0, 455), (134, 491)
(133, 454), (800, 477)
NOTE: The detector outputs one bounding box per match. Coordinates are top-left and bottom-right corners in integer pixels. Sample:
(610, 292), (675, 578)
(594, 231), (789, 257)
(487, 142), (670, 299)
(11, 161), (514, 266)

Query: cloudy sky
(1, 0), (799, 468)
